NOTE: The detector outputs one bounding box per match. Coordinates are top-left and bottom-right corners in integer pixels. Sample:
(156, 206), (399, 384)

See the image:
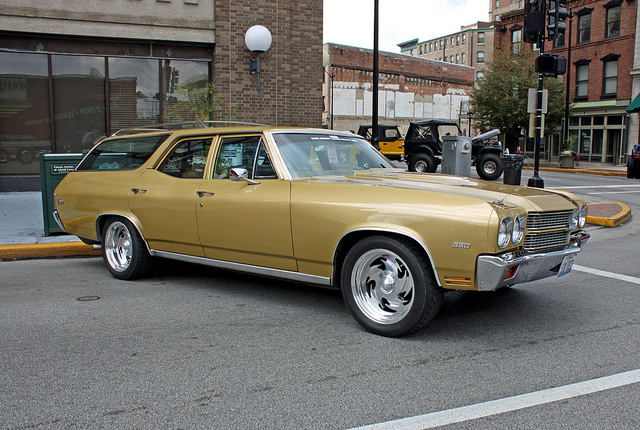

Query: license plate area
(558, 254), (575, 277)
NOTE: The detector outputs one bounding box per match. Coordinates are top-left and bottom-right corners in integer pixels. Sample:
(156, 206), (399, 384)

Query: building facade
(0, 0), (323, 191)
(495, 0), (637, 165)
(323, 43), (476, 135)
(397, 22), (495, 82)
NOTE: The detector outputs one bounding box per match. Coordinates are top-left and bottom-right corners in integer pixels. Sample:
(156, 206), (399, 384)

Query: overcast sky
(323, 0), (490, 53)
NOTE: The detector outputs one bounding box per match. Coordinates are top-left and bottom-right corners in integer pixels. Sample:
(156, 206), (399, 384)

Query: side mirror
(229, 167), (260, 185)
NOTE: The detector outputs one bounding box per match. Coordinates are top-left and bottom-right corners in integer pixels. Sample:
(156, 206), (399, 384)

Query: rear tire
(340, 236), (443, 337)
(102, 217), (152, 280)
(476, 153), (503, 181)
(408, 153), (437, 173)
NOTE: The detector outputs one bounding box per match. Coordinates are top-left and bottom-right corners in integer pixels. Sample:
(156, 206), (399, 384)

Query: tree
(470, 46), (566, 153)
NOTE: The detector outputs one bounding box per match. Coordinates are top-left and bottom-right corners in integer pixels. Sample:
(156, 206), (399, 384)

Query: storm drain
(76, 296), (100, 302)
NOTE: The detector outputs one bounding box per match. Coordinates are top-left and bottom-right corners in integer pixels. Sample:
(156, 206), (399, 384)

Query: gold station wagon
(54, 123), (590, 337)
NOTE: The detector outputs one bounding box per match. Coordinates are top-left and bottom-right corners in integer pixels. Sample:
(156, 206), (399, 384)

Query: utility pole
(371, 0), (380, 151)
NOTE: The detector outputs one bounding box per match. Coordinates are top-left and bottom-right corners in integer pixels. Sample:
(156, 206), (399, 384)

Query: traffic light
(535, 54), (567, 76)
(524, 0), (546, 44)
(547, 0), (568, 41)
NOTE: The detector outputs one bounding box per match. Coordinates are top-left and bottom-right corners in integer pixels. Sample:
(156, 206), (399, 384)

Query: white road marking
(347, 369), (640, 430)
(552, 184), (640, 190)
(572, 265), (640, 285)
(586, 190), (640, 195)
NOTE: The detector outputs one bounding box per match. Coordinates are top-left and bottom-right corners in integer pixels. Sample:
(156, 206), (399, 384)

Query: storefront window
(0, 52), (51, 175)
(52, 55), (106, 153)
(591, 129), (603, 155)
(162, 60), (210, 122)
(109, 58), (160, 130)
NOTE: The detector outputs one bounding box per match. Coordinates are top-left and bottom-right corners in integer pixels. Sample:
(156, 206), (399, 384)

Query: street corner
(586, 202), (632, 228)
(0, 242), (101, 261)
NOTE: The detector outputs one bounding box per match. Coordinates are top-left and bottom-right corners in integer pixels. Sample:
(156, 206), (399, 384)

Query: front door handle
(131, 188), (147, 194)
(196, 191), (215, 197)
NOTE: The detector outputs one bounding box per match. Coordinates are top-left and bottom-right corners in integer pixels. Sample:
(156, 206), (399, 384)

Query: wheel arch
(406, 144), (437, 158)
(95, 213), (153, 254)
(333, 228), (441, 288)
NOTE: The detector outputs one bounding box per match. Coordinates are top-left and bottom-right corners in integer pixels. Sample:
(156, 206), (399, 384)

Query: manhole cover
(76, 296), (100, 302)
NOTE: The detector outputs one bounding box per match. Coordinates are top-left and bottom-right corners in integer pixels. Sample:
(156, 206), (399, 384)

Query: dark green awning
(627, 93), (640, 113)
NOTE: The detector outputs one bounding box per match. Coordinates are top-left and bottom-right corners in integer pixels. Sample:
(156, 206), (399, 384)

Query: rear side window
(76, 134), (170, 171)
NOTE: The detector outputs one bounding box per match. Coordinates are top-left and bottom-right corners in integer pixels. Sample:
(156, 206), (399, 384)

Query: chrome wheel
(483, 160), (497, 175)
(414, 160), (428, 172)
(104, 221), (133, 272)
(350, 249), (415, 325)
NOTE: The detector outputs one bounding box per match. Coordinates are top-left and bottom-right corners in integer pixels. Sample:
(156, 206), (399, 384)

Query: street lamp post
(245, 25), (272, 92)
(371, 0), (380, 150)
(322, 50), (335, 129)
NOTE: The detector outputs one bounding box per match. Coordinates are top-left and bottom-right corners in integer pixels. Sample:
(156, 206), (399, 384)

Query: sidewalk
(0, 162), (633, 260)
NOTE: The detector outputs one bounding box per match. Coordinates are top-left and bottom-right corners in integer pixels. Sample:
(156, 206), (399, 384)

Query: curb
(0, 242), (101, 261)
(523, 166), (627, 177)
(586, 202), (632, 228)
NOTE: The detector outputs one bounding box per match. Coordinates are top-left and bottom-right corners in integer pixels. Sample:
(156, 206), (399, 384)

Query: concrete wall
(0, 0), (215, 43)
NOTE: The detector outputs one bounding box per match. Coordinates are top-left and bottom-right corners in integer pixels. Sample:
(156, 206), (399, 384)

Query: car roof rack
(110, 120), (271, 136)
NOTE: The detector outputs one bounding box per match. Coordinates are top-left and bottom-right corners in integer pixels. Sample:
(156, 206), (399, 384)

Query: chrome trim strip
(52, 210), (67, 232)
(152, 250), (332, 286)
(334, 228), (441, 287)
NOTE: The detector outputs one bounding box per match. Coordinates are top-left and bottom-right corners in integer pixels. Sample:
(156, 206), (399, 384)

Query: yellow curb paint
(586, 202), (632, 228)
(522, 166), (626, 177)
(0, 242), (101, 261)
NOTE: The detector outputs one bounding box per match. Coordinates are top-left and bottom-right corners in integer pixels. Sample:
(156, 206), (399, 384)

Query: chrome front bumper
(476, 231), (590, 291)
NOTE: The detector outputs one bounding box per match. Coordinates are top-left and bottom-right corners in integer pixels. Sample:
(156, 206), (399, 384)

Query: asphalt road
(1, 171), (639, 430)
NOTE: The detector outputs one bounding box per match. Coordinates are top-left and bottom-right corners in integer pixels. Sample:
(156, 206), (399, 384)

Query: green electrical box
(39, 151), (85, 236)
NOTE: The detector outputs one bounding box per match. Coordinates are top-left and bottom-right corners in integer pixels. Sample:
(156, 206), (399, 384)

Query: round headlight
(578, 205), (587, 228)
(498, 217), (513, 249)
(512, 214), (525, 245)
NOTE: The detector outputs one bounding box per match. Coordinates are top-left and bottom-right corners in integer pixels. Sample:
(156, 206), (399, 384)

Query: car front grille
(523, 210), (574, 252)
(526, 210), (573, 231)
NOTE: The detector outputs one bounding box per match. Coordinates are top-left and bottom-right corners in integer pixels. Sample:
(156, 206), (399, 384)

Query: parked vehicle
(54, 122), (589, 337)
(627, 143), (640, 179)
(404, 120), (504, 180)
(356, 124), (404, 160)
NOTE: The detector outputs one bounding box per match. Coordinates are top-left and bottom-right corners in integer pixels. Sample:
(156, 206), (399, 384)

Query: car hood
(302, 169), (583, 212)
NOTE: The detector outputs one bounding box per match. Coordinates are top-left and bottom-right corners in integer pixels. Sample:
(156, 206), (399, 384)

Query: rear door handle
(131, 188), (147, 194)
(196, 191), (215, 197)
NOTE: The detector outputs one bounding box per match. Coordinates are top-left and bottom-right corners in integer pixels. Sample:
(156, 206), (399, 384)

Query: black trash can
(501, 154), (524, 185)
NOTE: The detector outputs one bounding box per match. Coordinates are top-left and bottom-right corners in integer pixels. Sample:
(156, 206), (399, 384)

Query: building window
(462, 53), (466, 64)
(576, 63), (589, 99)
(429, 42), (432, 52)
(450, 55), (454, 62)
(478, 32), (485, 44)
(477, 51), (485, 63)
(511, 29), (522, 54)
(456, 54), (460, 64)
(476, 71), (485, 81)
(578, 12), (591, 44)
(456, 35), (460, 46)
(462, 34), (466, 44)
(451, 37), (454, 46)
(419, 45), (423, 55)
(440, 40), (443, 50)
(602, 58), (618, 97)
(606, 5), (621, 38)
(495, 0), (499, 9)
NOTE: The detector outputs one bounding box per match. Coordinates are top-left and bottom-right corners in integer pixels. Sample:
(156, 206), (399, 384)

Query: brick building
(398, 22), (495, 82)
(0, 0), (322, 191)
(323, 43), (476, 135)
(495, 0), (637, 165)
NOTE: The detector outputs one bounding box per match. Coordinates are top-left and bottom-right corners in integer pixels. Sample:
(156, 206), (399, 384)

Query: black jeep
(403, 120), (503, 180)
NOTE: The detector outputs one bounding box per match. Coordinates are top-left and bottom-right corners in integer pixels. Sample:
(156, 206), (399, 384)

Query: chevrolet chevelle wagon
(54, 123), (590, 336)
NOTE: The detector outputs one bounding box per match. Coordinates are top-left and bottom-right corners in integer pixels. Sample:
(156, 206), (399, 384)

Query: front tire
(102, 217), (152, 280)
(340, 236), (443, 337)
(476, 153), (503, 180)
(408, 153), (437, 173)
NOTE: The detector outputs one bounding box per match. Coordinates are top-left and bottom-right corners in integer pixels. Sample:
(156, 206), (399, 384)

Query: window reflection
(109, 58), (160, 129)
(162, 60), (210, 121)
(0, 52), (51, 175)
(52, 55), (106, 153)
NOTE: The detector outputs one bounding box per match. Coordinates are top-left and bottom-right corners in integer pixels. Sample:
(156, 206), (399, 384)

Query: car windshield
(272, 132), (394, 179)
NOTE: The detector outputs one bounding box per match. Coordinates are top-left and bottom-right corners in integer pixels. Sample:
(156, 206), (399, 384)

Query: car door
(128, 137), (213, 257)
(196, 134), (296, 271)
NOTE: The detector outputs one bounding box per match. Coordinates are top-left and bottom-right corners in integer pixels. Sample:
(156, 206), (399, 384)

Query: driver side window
(214, 135), (277, 179)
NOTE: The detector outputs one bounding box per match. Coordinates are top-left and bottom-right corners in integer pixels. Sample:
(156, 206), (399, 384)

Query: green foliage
(470, 46), (566, 150)
(165, 83), (230, 122)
